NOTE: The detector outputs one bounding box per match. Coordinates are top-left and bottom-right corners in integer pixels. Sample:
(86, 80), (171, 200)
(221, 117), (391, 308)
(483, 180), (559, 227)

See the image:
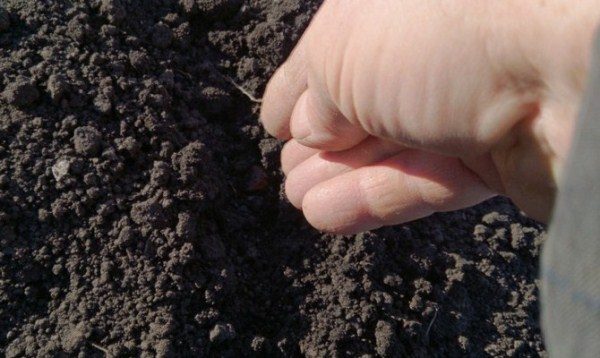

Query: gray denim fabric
(541, 32), (600, 357)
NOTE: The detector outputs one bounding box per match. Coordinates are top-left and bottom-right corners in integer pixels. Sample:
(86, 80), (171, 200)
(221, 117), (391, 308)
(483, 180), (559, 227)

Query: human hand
(261, 0), (600, 234)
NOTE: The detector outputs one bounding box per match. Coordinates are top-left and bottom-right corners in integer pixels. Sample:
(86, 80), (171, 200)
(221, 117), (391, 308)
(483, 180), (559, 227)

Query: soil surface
(0, 1), (547, 357)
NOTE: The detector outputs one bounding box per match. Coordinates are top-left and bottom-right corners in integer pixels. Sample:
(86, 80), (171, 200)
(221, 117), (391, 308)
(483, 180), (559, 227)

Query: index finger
(260, 35), (308, 139)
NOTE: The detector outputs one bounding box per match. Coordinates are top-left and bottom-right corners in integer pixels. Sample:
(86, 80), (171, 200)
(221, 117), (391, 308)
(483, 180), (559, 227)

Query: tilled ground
(0, 1), (546, 356)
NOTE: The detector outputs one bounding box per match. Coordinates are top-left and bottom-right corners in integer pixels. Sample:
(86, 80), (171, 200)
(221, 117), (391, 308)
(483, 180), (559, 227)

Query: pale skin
(260, 0), (600, 234)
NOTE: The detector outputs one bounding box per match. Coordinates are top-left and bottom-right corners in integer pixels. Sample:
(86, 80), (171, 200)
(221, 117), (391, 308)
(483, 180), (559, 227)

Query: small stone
(47, 74), (70, 103)
(209, 323), (236, 344)
(52, 159), (71, 182)
(152, 23), (173, 49)
(73, 126), (102, 156)
(150, 161), (170, 186)
(3, 78), (39, 107)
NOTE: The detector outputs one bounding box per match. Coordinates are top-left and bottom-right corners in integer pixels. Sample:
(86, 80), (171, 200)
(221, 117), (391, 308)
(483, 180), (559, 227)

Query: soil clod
(2, 78), (39, 107)
(73, 126), (102, 157)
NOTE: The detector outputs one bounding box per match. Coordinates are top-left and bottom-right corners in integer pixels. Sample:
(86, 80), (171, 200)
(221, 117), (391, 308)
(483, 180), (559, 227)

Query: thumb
(290, 89), (368, 151)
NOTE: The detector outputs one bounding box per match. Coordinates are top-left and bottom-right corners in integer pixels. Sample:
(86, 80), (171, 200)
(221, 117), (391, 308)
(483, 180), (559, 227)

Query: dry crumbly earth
(0, 1), (547, 357)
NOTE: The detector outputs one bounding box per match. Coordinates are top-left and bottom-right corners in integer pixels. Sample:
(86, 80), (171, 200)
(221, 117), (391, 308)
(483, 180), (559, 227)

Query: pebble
(46, 74), (70, 103)
(52, 159), (71, 182)
(209, 323), (236, 344)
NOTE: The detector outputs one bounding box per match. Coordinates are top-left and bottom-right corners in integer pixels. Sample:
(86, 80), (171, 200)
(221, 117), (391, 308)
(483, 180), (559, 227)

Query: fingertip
(260, 69), (293, 139)
(300, 185), (334, 232)
(301, 181), (376, 235)
(280, 140), (319, 175)
(260, 41), (309, 139)
(284, 175), (304, 209)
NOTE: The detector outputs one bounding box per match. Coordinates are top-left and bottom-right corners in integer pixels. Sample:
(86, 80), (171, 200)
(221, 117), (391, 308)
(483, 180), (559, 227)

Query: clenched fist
(261, 0), (600, 234)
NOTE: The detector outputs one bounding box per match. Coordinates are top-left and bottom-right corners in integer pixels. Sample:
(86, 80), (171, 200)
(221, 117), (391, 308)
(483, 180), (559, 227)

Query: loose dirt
(0, 1), (546, 356)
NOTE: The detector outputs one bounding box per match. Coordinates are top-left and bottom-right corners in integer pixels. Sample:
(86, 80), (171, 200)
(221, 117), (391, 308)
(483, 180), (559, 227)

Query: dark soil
(0, 1), (547, 357)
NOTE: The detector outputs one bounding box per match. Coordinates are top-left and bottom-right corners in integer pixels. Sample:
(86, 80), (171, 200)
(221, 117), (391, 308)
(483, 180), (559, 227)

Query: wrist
(486, 1), (600, 221)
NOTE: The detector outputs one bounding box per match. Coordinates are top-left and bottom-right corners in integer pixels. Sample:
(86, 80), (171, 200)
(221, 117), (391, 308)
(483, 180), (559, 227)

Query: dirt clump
(2, 77), (39, 107)
(0, 0), (546, 356)
(73, 126), (102, 156)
